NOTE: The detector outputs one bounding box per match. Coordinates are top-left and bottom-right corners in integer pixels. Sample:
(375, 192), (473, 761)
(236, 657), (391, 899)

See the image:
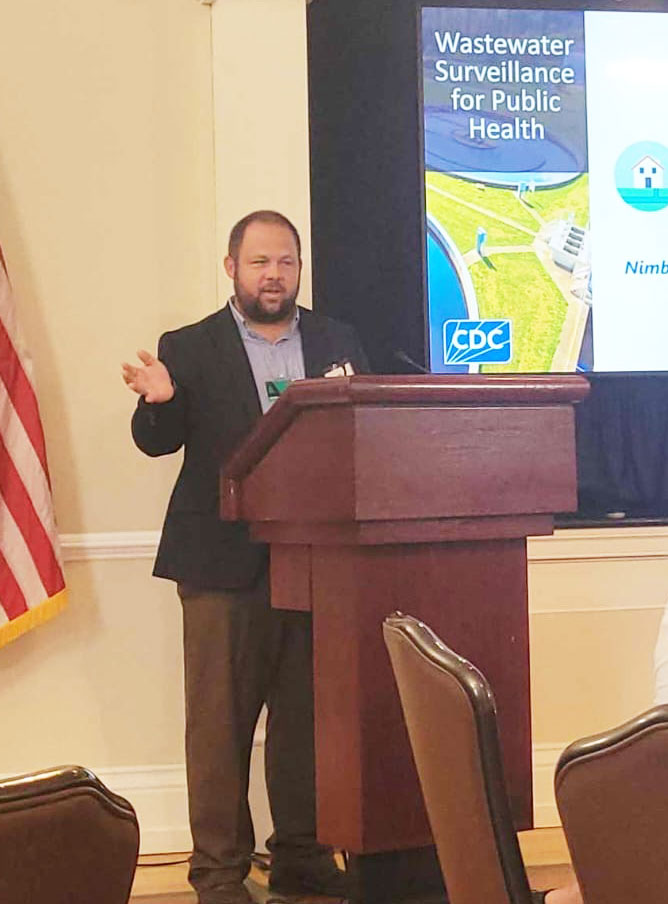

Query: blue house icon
(633, 155), (664, 190)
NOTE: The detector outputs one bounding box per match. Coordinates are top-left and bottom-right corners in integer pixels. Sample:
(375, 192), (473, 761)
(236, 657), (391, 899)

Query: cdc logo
(443, 320), (512, 365)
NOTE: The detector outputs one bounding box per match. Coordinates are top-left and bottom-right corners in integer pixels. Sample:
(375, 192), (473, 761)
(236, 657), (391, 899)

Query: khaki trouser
(179, 574), (331, 901)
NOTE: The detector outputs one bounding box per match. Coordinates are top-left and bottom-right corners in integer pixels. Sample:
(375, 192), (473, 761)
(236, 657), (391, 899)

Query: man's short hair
(228, 211), (302, 261)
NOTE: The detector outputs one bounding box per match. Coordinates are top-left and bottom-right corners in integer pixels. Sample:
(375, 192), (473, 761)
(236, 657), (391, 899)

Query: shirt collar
(228, 297), (300, 341)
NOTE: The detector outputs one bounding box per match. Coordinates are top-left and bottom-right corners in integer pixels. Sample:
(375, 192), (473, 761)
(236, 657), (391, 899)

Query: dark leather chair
(555, 706), (668, 904)
(0, 764), (140, 904)
(383, 612), (534, 904)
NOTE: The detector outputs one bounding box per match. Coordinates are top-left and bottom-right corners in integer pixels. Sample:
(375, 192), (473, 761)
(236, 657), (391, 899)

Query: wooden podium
(221, 375), (588, 897)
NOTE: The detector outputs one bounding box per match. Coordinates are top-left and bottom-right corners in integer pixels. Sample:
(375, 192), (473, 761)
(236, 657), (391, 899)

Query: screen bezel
(416, 0), (668, 377)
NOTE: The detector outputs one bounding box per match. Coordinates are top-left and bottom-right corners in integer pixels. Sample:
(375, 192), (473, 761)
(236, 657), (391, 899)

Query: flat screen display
(422, 6), (668, 373)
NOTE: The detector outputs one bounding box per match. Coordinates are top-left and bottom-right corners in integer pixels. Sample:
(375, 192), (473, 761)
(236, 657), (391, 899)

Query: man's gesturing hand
(122, 350), (175, 404)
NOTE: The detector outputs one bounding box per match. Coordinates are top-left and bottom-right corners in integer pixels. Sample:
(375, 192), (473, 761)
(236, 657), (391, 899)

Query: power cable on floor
(136, 856), (190, 868)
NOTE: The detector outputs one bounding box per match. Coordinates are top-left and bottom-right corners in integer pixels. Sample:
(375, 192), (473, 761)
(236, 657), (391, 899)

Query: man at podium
(122, 210), (367, 904)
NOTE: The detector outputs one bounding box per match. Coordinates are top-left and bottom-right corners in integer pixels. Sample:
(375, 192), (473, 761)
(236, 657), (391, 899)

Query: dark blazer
(132, 303), (369, 589)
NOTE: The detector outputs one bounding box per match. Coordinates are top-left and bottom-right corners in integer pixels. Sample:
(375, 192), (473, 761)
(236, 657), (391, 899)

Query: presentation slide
(422, 7), (668, 373)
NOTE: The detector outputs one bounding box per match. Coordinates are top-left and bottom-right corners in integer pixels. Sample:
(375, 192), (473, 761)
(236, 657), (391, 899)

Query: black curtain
(576, 375), (668, 517)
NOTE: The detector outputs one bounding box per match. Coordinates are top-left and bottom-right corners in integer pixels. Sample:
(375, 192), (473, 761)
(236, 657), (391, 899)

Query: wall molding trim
(2, 730), (268, 856)
(98, 764), (192, 854)
(532, 743), (563, 828)
(528, 526), (668, 563)
(60, 531), (160, 562)
(87, 739), (564, 853)
(0, 737), (563, 854)
(98, 726), (269, 854)
(60, 526), (668, 565)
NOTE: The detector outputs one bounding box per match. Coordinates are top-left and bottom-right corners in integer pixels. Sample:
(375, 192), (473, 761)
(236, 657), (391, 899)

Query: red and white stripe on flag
(0, 244), (66, 646)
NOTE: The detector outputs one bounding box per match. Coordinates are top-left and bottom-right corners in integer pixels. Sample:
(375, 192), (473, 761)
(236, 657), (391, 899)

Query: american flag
(0, 243), (66, 646)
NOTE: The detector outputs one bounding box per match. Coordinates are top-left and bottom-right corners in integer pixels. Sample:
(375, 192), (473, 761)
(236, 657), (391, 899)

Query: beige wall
(212, 0), (313, 307)
(0, 0), (217, 774)
(0, 0), (216, 535)
(0, 0), (314, 793)
(528, 528), (667, 824)
(0, 0), (665, 848)
(529, 529), (667, 742)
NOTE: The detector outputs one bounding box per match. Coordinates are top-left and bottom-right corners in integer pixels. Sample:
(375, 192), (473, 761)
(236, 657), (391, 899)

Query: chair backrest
(383, 613), (533, 904)
(0, 765), (140, 904)
(555, 705), (668, 904)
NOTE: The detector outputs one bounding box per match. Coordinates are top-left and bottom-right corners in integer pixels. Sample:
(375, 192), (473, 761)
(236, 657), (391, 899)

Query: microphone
(394, 349), (431, 375)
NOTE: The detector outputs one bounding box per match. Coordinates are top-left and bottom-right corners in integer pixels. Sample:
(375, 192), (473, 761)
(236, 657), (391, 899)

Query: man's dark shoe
(269, 857), (348, 898)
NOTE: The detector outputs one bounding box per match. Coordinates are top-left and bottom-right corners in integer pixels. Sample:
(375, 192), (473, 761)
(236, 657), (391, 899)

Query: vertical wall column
(211, 0), (314, 307)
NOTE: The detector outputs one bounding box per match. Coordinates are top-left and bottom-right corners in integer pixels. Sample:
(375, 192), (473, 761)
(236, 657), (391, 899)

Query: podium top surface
(223, 373), (589, 482)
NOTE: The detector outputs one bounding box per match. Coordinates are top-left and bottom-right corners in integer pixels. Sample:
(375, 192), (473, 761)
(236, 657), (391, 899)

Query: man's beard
(233, 279), (299, 324)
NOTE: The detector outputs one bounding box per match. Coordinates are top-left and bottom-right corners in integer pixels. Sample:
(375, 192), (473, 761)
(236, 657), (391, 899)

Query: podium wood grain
(221, 375), (588, 856)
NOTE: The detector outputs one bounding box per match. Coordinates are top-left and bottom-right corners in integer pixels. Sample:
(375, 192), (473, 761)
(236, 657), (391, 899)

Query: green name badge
(266, 378), (292, 401)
